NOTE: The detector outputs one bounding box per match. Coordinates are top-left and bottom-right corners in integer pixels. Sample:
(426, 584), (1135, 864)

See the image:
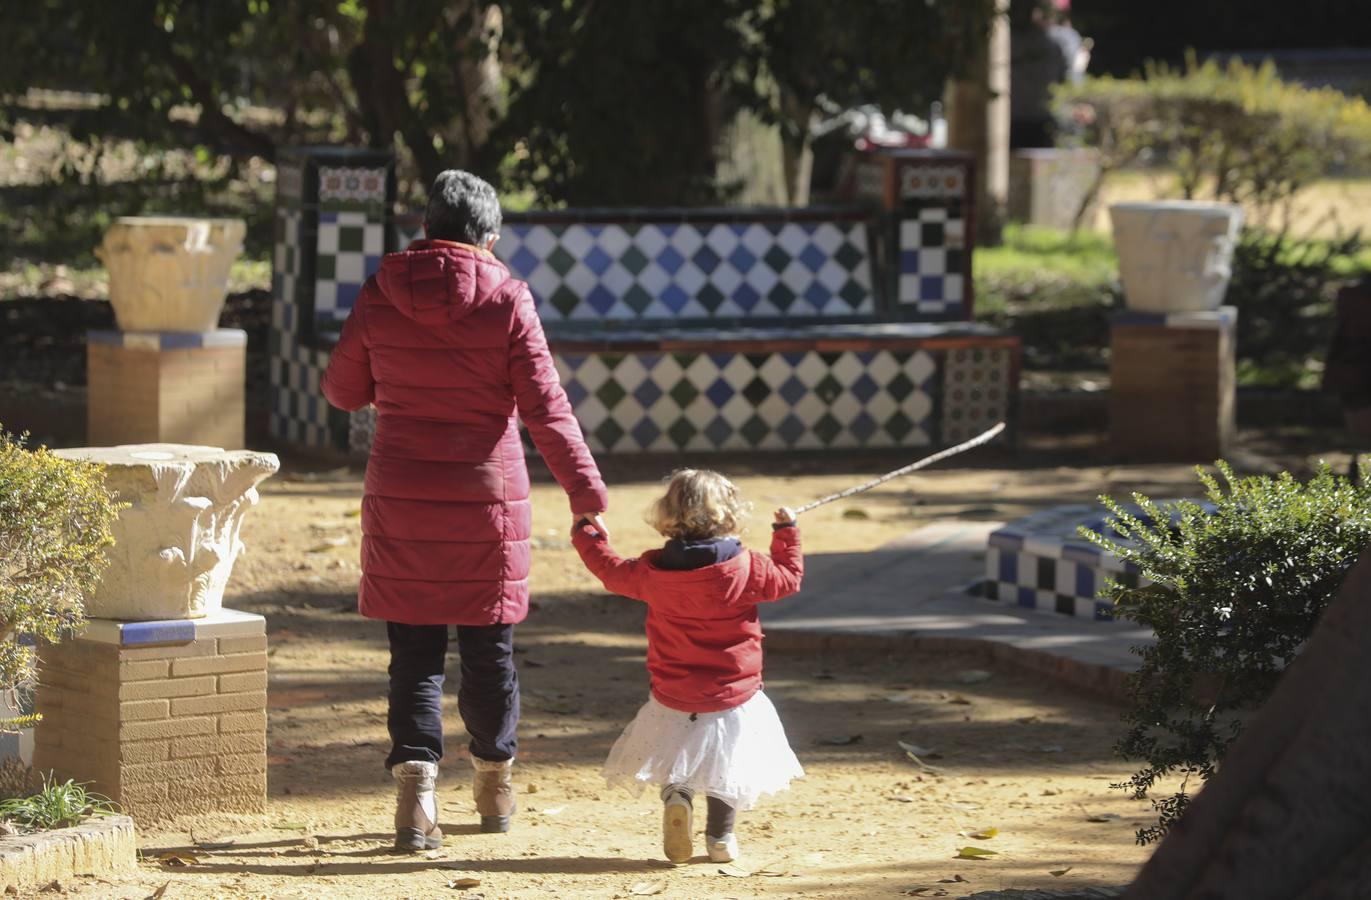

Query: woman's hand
(574, 511), (610, 538)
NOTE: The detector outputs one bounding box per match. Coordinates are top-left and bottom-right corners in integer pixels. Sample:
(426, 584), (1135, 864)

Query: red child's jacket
(571, 525), (804, 713)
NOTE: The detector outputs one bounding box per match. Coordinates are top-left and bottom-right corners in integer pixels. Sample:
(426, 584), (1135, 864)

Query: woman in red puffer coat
(322, 170), (608, 852)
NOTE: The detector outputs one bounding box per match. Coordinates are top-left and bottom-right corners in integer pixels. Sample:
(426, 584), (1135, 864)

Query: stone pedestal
(33, 609), (268, 823)
(97, 217), (246, 333)
(1110, 308), (1237, 461)
(53, 444), (279, 621)
(1008, 148), (1101, 230)
(87, 330), (248, 448)
(1110, 201), (1244, 314)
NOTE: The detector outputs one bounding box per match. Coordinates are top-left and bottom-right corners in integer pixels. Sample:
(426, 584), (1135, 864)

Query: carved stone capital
(1110, 201), (1245, 314)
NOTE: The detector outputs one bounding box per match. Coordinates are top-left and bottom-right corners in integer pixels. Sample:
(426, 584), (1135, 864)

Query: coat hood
(375, 240), (512, 326)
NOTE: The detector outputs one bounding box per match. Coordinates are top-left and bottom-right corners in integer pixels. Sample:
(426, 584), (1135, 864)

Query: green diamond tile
(886, 371), (915, 402)
(550, 286), (580, 317)
(672, 353), (698, 369)
(763, 246), (791, 272)
(602, 353), (625, 371)
(839, 280), (868, 308)
(814, 413), (842, 445)
(669, 379), (699, 408)
(668, 419), (697, 449)
(740, 414), (769, 446)
(595, 418), (626, 448)
(742, 376), (771, 406)
(547, 246), (576, 276)
(767, 283), (797, 311)
(316, 254), (336, 280)
(596, 379), (627, 410)
(621, 245), (649, 275)
(885, 410), (914, 440)
(697, 284), (725, 312)
(834, 241), (864, 270)
(814, 374), (842, 403)
(623, 284), (654, 313)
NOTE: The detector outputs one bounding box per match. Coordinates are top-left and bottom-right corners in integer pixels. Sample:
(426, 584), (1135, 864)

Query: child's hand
(774, 507), (797, 526)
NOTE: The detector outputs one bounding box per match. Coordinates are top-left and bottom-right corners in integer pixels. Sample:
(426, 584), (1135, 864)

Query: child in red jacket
(571, 469), (805, 865)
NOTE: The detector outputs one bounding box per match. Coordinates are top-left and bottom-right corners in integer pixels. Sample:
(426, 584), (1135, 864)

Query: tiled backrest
(492, 209), (878, 325)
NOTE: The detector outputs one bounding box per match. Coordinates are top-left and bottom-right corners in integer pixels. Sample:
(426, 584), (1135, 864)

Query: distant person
(571, 469), (805, 865)
(1048, 0), (1090, 86)
(322, 170), (609, 852)
(1011, 0), (1071, 148)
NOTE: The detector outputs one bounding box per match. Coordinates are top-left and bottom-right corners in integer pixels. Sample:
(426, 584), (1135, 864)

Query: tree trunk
(778, 90), (814, 207)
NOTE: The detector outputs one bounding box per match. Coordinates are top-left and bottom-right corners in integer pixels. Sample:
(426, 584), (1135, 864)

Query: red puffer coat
(571, 525), (804, 713)
(322, 240), (607, 625)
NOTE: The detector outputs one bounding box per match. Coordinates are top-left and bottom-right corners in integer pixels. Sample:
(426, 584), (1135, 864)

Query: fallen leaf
(1016, 716), (1042, 724)
(946, 694), (973, 706)
(967, 827), (999, 840)
(816, 734), (863, 746)
(1041, 788), (1063, 796)
(904, 750), (947, 775)
(158, 851), (200, 867)
(955, 846), (998, 860)
(144, 884), (170, 900)
(890, 794), (916, 803)
(718, 864), (753, 877)
(897, 740), (936, 757)
(1086, 812), (1121, 823)
(842, 508), (871, 520)
(1050, 867), (1073, 877)
(945, 801), (980, 812)
(541, 806), (565, 816)
(754, 868), (786, 877)
(954, 670), (993, 685)
(629, 881), (665, 895)
(812, 671), (836, 680)
(448, 877), (482, 889)
(884, 691), (916, 702)
(526, 783), (539, 794)
(344, 509), (361, 517)
(275, 822), (310, 831)
(937, 874), (969, 883)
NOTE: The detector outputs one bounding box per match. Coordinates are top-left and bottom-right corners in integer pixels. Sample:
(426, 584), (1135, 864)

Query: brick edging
(764, 629), (1132, 704)
(0, 814), (136, 891)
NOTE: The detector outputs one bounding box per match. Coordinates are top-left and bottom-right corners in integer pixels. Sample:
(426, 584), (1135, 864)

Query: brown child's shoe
(391, 761), (442, 852)
(471, 756), (516, 833)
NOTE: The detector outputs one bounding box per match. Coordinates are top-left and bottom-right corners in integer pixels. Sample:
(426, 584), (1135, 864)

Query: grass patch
(0, 774), (118, 832)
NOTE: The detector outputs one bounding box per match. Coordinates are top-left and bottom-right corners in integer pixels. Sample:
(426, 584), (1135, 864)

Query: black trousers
(384, 622), (520, 769)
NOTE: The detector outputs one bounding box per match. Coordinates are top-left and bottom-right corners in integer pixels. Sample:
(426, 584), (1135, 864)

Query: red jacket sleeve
(509, 284), (609, 514)
(320, 291), (375, 411)
(571, 526), (648, 601)
(743, 526), (804, 603)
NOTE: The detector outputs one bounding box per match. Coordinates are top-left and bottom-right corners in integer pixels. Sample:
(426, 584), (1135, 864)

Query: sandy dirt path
(60, 455), (1205, 899)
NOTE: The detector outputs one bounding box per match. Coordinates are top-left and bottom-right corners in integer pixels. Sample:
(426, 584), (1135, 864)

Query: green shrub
(1057, 55), (1371, 229)
(0, 429), (120, 732)
(1085, 461), (1371, 844)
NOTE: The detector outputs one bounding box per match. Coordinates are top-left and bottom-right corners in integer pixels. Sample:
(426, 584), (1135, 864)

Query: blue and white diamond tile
(496, 220), (876, 323)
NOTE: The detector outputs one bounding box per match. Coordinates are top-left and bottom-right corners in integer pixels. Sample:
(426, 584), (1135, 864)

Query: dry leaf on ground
(966, 827), (999, 840)
(448, 877), (481, 889)
(629, 881), (665, 895)
(954, 846), (998, 860)
(1050, 867), (1073, 877)
(816, 734), (863, 746)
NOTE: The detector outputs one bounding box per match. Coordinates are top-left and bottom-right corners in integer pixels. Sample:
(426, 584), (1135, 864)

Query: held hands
(574, 511), (610, 539)
(774, 507), (797, 526)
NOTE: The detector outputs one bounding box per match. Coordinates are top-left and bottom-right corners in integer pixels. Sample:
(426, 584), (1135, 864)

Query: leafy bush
(1057, 55), (1371, 229)
(0, 773), (117, 832)
(1086, 461), (1371, 844)
(0, 428), (120, 732)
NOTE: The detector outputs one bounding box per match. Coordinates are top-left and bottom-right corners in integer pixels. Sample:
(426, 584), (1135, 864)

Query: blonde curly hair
(646, 469), (751, 541)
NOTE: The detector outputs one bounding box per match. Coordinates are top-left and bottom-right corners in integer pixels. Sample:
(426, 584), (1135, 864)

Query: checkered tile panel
(897, 203), (967, 317)
(315, 210), (385, 326)
(495, 221), (876, 323)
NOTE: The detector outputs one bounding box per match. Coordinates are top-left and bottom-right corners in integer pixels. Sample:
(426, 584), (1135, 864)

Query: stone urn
(1110, 201), (1245, 313)
(96, 217), (247, 333)
(53, 444), (279, 621)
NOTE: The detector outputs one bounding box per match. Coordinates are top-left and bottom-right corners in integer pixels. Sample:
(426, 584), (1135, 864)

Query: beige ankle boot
(391, 761), (442, 852)
(471, 757), (516, 833)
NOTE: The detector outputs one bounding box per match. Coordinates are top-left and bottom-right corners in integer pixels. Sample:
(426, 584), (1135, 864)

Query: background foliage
(1086, 462), (1371, 843)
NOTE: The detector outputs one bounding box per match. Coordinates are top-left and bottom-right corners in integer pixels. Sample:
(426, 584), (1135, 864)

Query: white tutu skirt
(602, 691), (804, 811)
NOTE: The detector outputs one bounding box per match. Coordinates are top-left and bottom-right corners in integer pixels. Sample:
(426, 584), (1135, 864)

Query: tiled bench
(268, 148), (1019, 455)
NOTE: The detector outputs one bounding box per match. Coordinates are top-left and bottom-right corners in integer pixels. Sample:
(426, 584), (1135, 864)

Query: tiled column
(86, 330), (247, 449)
(33, 610), (268, 822)
(1110, 307), (1237, 461)
(269, 147), (393, 450)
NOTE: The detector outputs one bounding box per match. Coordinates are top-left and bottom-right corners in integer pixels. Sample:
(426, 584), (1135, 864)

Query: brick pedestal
(33, 609), (267, 822)
(87, 330), (246, 449)
(1110, 307), (1236, 461)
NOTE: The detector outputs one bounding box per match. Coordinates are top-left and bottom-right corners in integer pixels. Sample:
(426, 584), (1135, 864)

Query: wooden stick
(795, 422), (1007, 515)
